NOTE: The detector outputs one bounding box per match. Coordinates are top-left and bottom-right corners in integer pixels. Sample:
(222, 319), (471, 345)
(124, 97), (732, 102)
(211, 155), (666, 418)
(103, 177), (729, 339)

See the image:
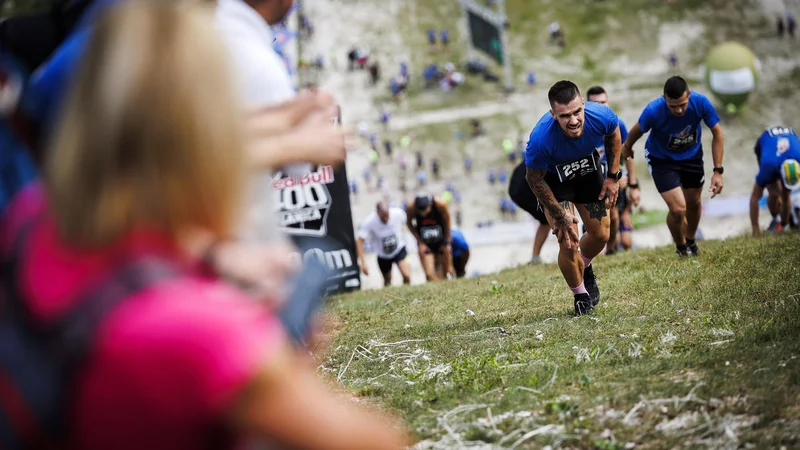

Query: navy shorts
(377, 247), (408, 274)
(646, 152), (705, 193)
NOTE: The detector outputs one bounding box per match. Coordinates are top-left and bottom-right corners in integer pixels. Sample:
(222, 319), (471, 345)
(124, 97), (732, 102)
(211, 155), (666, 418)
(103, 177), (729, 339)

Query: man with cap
(406, 193), (454, 281)
(356, 201), (411, 287)
(749, 126), (800, 235)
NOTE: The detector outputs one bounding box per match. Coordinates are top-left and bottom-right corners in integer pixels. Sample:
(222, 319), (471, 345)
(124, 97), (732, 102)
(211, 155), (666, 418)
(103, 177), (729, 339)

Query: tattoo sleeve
(525, 167), (566, 221)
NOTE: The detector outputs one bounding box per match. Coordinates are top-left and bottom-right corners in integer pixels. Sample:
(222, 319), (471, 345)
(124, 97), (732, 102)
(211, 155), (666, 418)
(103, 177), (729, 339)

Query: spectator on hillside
(1, 4), (409, 449)
(368, 148), (379, 171)
(416, 151), (424, 169)
(548, 22), (562, 42)
(527, 71), (536, 87)
(423, 64), (440, 88)
(380, 109), (391, 128)
(440, 29), (450, 47)
(417, 169), (427, 187)
(464, 156), (473, 175)
(488, 168), (496, 185)
(668, 51), (679, 72)
(427, 28), (437, 46)
(788, 12), (796, 38)
(400, 62), (409, 78)
(778, 14), (786, 38)
(470, 119), (485, 137)
(356, 48), (369, 69)
(502, 138), (514, 161)
(350, 180), (358, 196)
(347, 47), (358, 71)
(363, 167), (371, 186)
(398, 152), (408, 172)
(432, 158), (441, 180)
(369, 60), (381, 85)
(383, 139), (393, 157)
(498, 168), (508, 184)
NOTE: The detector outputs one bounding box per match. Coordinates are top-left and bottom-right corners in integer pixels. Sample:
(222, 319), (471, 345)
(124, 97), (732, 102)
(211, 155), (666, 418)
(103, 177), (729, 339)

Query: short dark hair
(663, 76), (688, 99)
(548, 80), (581, 109)
(586, 85), (606, 100)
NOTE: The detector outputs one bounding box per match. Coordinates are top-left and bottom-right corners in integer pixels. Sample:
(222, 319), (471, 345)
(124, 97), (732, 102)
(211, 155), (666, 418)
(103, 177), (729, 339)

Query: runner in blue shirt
(450, 229), (470, 278)
(524, 80), (623, 316)
(623, 76), (726, 257)
(586, 85), (637, 254)
(749, 126), (800, 235)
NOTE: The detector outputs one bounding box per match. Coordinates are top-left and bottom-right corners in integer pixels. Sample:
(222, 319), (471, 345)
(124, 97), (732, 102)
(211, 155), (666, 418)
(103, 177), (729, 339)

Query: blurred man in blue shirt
(586, 85), (637, 254)
(749, 126), (800, 235)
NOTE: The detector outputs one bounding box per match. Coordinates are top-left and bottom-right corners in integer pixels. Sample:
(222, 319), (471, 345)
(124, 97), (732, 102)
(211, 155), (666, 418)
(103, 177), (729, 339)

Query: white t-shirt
(215, 0), (309, 242)
(358, 208), (407, 259)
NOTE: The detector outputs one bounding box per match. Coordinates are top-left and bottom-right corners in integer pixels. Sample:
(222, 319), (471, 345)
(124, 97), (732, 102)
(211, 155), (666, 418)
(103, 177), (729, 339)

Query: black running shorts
(377, 247), (408, 275)
(645, 151), (705, 193)
(542, 152), (605, 205)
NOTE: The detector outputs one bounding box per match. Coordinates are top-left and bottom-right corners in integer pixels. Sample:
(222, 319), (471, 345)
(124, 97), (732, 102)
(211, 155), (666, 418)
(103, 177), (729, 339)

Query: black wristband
(629, 182), (640, 189)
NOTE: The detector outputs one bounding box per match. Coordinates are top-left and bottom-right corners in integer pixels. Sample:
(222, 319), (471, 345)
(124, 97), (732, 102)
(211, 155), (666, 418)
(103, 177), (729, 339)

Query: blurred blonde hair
(46, 0), (245, 247)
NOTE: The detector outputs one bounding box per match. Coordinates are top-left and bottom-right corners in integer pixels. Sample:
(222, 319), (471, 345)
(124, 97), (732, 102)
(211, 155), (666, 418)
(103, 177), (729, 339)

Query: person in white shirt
(356, 202), (412, 287)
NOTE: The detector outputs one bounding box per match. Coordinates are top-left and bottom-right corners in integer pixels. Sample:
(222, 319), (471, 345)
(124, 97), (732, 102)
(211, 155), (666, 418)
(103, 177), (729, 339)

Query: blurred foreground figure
(0, 3), (408, 449)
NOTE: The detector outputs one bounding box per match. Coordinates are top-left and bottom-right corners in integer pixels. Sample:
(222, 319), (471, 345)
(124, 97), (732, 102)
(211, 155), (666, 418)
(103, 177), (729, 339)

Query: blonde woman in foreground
(0, 2), (409, 449)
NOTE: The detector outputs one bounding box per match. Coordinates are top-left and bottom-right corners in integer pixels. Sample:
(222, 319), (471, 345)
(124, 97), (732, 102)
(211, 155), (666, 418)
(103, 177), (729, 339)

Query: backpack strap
(0, 214), (181, 445)
(51, 257), (180, 371)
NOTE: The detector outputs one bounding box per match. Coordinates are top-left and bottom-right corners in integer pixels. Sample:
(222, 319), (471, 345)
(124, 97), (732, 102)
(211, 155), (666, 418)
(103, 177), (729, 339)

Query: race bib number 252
(556, 156), (595, 182)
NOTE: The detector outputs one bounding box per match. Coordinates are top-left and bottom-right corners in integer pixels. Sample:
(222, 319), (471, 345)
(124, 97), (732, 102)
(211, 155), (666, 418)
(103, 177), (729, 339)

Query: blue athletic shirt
(637, 92), (719, 161)
(754, 126), (800, 188)
(525, 101), (619, 180)
(596, 114), (627, 164)
(22, 0), (123, 136)
(451, 229), (469, 257)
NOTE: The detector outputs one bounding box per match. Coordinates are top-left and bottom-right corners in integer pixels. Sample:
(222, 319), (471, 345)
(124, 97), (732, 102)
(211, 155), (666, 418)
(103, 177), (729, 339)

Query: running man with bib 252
(622, 76), (725, 257)
(525, 81), (623, 316)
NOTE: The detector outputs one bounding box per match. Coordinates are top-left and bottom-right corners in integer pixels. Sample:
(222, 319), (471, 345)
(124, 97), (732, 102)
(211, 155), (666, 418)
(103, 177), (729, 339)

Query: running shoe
(687, 240), (700, 256)
(676, 245), (690, 257)
(766, 217), (782, 233)
(583, 264), (600, 306)
(574, 293), (593, 316)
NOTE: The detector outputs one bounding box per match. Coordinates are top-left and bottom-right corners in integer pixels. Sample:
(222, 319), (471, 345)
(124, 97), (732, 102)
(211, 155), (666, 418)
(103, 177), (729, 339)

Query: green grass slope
(323, 233), (800, 448)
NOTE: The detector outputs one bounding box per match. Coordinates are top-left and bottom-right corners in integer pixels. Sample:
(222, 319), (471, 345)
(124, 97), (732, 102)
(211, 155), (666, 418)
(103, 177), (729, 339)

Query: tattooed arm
(525, 167), (580, 248)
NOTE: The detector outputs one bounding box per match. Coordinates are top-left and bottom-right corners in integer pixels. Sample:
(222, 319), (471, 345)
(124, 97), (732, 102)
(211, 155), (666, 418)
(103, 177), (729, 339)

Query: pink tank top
(1, 183), (286, 449)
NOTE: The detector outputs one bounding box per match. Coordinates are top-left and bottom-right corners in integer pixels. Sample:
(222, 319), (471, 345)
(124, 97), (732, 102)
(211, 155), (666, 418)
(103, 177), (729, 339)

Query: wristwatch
(607, 170), (622, 181)
(629, 181), (640, 189)
(713, 166), (724, 174)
